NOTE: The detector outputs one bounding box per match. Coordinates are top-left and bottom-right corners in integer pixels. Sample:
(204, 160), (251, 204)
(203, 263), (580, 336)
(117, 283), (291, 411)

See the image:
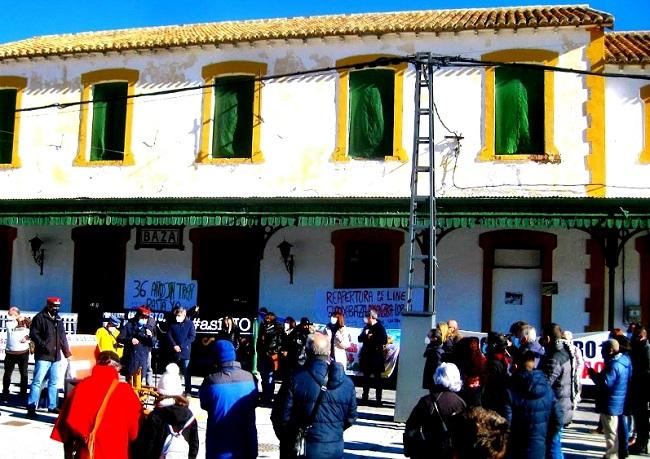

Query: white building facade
(0, 6), (648, 348)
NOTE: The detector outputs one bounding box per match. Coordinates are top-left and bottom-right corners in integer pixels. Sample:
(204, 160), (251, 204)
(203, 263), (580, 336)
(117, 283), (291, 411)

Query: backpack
(160, 415), (195, 459)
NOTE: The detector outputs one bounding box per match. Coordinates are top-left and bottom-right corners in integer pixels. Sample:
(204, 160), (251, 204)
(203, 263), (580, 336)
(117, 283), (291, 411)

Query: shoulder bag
(72, 379), (119, 459)
(294, 364), (330, 458)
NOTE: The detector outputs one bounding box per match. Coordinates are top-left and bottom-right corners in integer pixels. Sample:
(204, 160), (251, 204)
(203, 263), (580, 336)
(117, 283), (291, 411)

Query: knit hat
(157, 363), (184, 396)
(213, 339), (236, 364)
(108, 315), (120, 326)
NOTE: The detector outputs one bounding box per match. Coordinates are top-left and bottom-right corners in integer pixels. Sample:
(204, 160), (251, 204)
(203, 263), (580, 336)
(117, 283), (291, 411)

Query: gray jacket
(539, 340), (574, 426)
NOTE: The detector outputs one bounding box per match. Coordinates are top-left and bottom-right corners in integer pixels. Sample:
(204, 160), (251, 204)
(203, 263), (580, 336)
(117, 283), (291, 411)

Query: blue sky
(1, 1), (647, 43)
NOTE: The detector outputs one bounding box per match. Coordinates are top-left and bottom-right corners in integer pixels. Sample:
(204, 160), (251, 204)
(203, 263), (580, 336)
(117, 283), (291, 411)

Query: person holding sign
(358, 309), (387, 407)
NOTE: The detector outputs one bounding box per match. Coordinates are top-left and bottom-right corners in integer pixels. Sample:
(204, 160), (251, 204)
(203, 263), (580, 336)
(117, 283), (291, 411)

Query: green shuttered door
(91, 82), (128, 161)
(348, 69), (394, 159)
(212, 77), (254, 158)
(495, 67), (544, 155)
(0, 89), (17, 164)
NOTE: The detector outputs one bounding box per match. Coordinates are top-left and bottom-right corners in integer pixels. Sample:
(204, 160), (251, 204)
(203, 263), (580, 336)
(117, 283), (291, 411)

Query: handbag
(294, 364), (331, 458)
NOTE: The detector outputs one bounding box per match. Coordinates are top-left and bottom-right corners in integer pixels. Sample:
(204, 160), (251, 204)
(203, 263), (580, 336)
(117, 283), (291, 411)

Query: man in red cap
(117, 306), (155, 389)
(27, 296), (72, 417)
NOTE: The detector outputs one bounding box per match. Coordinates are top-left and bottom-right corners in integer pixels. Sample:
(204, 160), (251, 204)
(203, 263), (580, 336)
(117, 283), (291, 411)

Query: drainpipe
(604, 231), (620, 330)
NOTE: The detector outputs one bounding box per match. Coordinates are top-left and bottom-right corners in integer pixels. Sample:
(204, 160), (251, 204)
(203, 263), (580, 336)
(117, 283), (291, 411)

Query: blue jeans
(177, 358), (191, 394)
(548, 425), (564, 459)
(28, 359), (61, 410)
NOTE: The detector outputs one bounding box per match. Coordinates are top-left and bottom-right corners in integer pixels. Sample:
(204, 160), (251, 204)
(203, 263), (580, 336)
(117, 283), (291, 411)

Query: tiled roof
(0, 6), (613, 60)
(605, 32), (650, 65)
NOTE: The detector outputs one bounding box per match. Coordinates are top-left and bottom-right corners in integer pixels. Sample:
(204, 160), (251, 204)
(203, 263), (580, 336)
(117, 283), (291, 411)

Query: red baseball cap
(137, 305), (151, 316)
(47, 297), (62, 305)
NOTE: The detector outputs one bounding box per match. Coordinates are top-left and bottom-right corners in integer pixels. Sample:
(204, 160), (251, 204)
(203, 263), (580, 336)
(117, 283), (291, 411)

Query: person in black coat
(629, 326), (650, 454)
(405, 362), (467, 459)
(504, 350), (562, 459)
(27, 297), (72, 416)
(118, 308), (155, 388)
(422, 327), (445, 390)
(257, 311), (285, 404)
(271, 333), (357, 459)
(358, 309), (388, 406)
(217, 315), (241, 349)
(165, 306), (197, 395)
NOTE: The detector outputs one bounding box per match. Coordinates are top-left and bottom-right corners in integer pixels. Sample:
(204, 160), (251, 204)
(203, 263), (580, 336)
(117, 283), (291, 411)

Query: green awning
(0, 197), (648, 230)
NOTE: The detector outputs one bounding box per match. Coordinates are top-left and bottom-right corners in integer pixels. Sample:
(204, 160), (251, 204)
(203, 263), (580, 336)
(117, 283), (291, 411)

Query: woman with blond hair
(326, 310), (352, 370)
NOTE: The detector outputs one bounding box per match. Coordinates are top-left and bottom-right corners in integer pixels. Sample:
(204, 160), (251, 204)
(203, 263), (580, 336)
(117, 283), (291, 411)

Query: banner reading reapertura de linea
(315, 288), (408, 378)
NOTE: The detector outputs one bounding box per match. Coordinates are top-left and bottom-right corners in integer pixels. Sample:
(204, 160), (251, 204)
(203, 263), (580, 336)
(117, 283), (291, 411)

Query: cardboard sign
(124, 278), (197, 312)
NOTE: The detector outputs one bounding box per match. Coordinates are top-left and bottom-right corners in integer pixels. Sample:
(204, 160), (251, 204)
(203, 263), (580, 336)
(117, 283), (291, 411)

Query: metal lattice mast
(406, 53), (436, 322)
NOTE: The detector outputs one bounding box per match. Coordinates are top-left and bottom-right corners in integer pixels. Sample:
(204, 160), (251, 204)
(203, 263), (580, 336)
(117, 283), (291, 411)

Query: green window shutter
(90, 82), (128, 161)
(0, 89), (17, 164)
(348, 69), (394, 159)
(495, 67), (544, 155)
(212, 76), (254, 158)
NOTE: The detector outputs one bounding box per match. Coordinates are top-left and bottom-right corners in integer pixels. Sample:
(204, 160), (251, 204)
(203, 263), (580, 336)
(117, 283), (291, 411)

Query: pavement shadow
(345, 440), (403, 454)
(356, 410), (395, 423)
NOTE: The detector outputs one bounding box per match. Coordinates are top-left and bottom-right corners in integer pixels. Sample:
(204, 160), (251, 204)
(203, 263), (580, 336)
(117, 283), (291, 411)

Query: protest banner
(573, 331), (610, 386)
(316, 288), (407, 328)
(124, 278), (197, 312)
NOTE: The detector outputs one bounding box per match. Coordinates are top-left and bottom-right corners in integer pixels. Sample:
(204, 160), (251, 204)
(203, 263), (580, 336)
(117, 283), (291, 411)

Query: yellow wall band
(332, 55), (407, 162)
(0, 76), (27, 169)
(585, 29), (606, 197)
(479, 49), (559, 163)
(75, 69), (139, 167)
(198, 61), (267, 165)
(640, 85), (650, 164)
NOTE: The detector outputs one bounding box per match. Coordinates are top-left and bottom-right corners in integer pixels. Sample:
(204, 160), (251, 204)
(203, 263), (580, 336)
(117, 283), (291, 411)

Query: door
(71, 227), (130, 334)
(491, 248), (542, 332)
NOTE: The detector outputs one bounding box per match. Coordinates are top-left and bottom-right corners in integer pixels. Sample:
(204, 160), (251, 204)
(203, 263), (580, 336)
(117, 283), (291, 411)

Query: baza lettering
(142, 230), (178, 244)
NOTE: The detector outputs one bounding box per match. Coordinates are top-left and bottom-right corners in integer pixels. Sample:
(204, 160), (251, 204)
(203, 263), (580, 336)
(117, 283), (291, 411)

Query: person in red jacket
(51, 351), (143, 459)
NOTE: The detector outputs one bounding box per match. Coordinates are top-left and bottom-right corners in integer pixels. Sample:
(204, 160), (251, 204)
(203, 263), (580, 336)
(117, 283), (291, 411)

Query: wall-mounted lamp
(277, 240), (294, 284)
(29, 236), (45, 275)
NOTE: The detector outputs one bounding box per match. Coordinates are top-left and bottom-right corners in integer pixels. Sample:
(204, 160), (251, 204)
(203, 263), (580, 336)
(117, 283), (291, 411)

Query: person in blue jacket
(199, 339), (258, 459)
(589, 339), (632, 459)
(503, 350), (562, 459)
(165, 306), (196, 395)
(271, 333), (357, 459)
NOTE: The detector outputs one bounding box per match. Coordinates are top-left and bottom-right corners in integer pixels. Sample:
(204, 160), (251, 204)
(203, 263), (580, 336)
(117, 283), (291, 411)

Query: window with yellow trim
(0, 77), (26, 168)
(480, 50), (559, 161)
(75, 69), (138, 166)
(198, 62), (266, 164)
(640, 85), (650, 163)
(333, 56), (406, 162)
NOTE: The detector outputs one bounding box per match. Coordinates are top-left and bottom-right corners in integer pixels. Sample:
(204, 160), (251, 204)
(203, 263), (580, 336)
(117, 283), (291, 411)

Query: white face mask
(363, 317), (369, 324)
(176, 316), (184, 323)
(107, 326), (117, 333)
(284, 323), (290, 331)
(330, 317), (338, 325)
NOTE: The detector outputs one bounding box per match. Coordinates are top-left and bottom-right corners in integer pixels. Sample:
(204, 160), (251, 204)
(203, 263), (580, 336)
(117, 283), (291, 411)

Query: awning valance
(0, 197), (648, 230)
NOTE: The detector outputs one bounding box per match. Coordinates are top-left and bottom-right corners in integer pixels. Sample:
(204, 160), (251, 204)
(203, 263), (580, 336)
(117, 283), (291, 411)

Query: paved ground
(0, 378), (648, 458)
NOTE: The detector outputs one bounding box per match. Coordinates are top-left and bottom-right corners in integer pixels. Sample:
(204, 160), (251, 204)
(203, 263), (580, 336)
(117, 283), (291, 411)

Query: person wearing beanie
(136, 363), (199, 459)
(404, 362), (466, 459)
(96, 315), (124, 360)
(199, 339), (258, 459)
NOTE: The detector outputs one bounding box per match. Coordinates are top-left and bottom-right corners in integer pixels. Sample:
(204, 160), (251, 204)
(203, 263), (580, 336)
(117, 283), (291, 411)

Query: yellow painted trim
(198, 61), (267, 165)
(74, 69), (139, 167)
(479, 49), (560, 163)
(585, 29), (607, 197)
(0, 76), (27, 169)
(639, 85), (650, 163)
(332, 55), (407, 162)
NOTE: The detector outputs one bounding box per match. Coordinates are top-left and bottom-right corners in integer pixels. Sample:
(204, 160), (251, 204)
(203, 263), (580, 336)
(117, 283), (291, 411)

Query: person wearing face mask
(118, 306), (155, 389)
(358, 309), (388, 406)
(165, 306), (197, 396)
(2, 307), (31, 403)
(95, 315), (123, 360)
(27, 297), (72, 417)
(326, 311), (352, 370)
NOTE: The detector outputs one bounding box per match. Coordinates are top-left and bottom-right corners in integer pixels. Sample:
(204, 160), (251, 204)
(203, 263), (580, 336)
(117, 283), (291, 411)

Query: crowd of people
(409, 319), (650, 459)
(2, 298), (650, 459)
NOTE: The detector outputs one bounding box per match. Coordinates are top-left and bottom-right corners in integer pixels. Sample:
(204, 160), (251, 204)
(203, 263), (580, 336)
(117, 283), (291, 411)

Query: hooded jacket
(539, 340), (574, 426)
(136, 403), (199, 459)
(30, 307), (71, 362)
(504, 369), (562, 459)
(199, 361), (258, 459)
(51, 365), (142, 459)
(272, 358), (357, 459)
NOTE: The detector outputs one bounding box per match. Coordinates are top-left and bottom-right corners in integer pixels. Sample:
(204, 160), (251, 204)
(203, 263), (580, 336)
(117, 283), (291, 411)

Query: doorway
(71, 227), (130, 333)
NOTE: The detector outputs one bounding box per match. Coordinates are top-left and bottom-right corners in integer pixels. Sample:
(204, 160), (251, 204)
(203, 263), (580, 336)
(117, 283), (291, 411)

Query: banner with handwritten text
(315, 288), (407, 328)
(124, 278), (197, 312)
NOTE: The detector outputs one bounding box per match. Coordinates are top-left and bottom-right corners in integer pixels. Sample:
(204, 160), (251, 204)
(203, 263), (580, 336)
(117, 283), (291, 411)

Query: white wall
(0, 27), (600, 200)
